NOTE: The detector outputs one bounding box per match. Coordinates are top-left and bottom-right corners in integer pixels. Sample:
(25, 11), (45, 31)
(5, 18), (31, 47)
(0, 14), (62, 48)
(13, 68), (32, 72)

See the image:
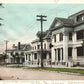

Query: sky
(0, 4), (84, 53)
(1, 0), (84, 3)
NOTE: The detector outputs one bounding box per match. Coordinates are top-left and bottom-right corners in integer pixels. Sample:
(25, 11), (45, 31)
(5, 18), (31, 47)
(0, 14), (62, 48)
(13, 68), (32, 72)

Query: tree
(0, 3), (3, 26)
(15, 53), (20, 67)
(12, 54), (16, 63)
(0, 3), (2, 7)
(36, 31), (47, 41)
(2, 54), (8, 62)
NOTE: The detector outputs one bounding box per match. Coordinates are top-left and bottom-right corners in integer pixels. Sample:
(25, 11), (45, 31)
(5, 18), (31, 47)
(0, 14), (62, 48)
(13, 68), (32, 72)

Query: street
(0, 67), (84, 80)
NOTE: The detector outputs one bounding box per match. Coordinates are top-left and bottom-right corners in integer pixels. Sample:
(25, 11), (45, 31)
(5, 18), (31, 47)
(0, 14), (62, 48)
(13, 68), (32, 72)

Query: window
(68, 47), (72, 57)
(11, 52), (13, 56)
(54, 49), (56, 60)
(77, 30), (84, 40)
(35, 46), (36, 50)
(21, 52), (24, 56)
(76, 14), (84, 22)
(34, 53), (37, 59)
(69, 32), (72, 40)
(29, 54), (31, 61)
(44, 44), (46, 49)
(43, 52), (47, 59)
(58, 49), (60, 61)
(32, 47), (34, 50)
(60, 33), (63, 41)
(77, 15), (82, 22)
(37, 45), (40, 49)
(15, 53), (18, 56)
(49, 53), (51, 59)
(26, 54), (27, 60)
(77, 47), (84, 56)
(53, 34), (56, 42)
(62, 48), (63, 60)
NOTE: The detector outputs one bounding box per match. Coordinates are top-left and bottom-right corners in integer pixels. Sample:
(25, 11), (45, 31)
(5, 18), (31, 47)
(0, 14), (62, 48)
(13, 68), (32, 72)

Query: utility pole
(36, 15), (47, 68)
(5, 40), (9, 55)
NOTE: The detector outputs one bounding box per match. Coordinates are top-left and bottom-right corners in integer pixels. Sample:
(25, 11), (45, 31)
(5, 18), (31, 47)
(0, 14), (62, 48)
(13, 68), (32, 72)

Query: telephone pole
(4, 40), (9, 55)
(36, 15), (47, 68)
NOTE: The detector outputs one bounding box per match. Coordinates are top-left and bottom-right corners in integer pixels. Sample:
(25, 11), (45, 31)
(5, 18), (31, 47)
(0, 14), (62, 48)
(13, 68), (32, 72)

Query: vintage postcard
(0, 0), (84, 84)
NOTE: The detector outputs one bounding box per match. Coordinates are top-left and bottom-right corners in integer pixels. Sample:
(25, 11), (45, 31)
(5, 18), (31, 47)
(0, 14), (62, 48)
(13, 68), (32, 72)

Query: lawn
(8, 66), (84, 74)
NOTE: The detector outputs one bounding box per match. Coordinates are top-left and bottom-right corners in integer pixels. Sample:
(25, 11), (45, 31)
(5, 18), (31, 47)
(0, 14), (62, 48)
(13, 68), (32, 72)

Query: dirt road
(0, 67), (84, 80)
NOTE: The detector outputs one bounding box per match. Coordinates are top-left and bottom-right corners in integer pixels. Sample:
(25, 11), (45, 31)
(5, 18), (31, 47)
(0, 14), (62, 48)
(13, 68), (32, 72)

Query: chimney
(18, 42), (21, 50)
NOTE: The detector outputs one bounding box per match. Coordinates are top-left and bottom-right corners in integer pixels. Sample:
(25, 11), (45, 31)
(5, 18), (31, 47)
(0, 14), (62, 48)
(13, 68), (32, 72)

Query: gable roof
(49, 17), (74, 31)
(7, 44), (32, 52)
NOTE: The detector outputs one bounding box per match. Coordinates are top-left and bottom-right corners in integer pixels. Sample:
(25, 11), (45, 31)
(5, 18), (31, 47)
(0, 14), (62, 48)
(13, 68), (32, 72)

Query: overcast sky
(0, 4), (84, 53)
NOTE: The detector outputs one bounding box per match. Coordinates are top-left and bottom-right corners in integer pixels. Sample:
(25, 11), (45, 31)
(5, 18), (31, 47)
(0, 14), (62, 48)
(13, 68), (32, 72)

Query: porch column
(25, 53), (27, 61)
(37, 53), (40, 65)
(60, 48), (62, 62)
(63, 32), (68, 62)
(46, 53), (49, 65)
(56, 49), (58, 62)
(73, 31), (77, 42)
(72, 47), (77, 60)
(32, 53), (33, 64)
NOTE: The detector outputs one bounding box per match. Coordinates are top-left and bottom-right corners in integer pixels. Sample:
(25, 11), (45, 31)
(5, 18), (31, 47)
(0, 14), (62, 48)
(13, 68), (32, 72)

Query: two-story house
(24, 30), (52, 66)
(50, 10), (84, 67)
(6, 42), (31, 64)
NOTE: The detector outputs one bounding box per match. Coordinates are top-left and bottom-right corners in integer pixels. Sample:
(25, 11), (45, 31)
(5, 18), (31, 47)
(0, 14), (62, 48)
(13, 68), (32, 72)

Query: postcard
(0, 0), (84, 84)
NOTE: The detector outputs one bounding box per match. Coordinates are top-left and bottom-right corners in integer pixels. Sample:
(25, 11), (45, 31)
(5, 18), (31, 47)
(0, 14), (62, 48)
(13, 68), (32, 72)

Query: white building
(6, 42), (31, 64)
(25, 31), (52, 66)
(50, 10), (84, 67)
(6, 10), (84, 67)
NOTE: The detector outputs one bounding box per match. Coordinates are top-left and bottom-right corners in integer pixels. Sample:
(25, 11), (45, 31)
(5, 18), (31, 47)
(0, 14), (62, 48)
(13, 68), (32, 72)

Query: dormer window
(76, 14), (84, 22)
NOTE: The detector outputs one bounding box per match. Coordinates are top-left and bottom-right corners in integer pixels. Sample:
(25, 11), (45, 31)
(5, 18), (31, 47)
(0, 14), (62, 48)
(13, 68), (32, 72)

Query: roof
(7, 44), (32, 52)
(68, 9), (84, 18)
(31, 39), (39, 44)
(49, 16), (84, 31)
(49, 17), (74, 31)
(57, 18), (74, 25)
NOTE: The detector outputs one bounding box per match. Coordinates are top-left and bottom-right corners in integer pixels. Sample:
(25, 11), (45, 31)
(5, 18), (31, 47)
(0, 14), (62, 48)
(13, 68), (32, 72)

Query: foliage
(0, 23), (2, 26)
(0, 4), (3, 26)
(0, 18), (3, 20)
(9, 66), (25, 68)
(15, 53), (19, 56)
(20, 52), (24, 56)
(2, 54), (8, 59)
(36, 31), (47, 40)
(12, 54), (16, 59)
(0, 3), (2, 6)
(2, 54), (8, 62)
(9, 66), (84, 74)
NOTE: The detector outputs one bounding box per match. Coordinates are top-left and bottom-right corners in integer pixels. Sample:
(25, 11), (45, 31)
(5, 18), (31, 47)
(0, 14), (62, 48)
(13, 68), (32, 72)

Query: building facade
(6, 10), (84, 67)
(50, 10), (84, 67)
(6, 42), (31, 64)
(24, 31), (52, 66)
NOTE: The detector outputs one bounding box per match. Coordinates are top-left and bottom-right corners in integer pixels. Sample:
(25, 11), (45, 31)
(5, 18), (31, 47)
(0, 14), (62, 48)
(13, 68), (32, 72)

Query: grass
(8, 66), (25, 68)
(8, 66), (84, 74)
